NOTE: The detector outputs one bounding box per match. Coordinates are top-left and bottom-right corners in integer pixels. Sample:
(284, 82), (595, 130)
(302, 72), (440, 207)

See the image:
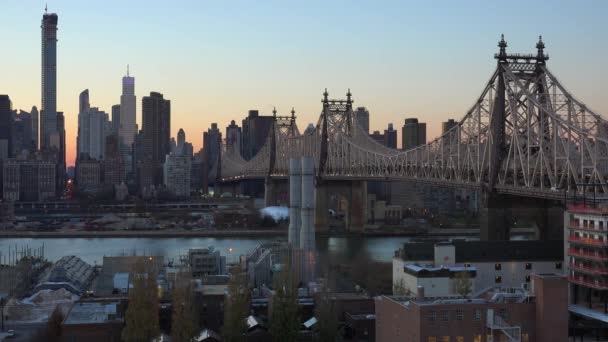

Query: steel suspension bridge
(214, 36), (608, 204)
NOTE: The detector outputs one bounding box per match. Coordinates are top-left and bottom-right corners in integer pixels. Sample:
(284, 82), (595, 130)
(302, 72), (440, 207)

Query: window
(441, 337), (450, 342)
(455, 309), (463, 320)
(473, 309), (482, 321)
(555, 262), (562, 270)
(495, 276), (502, 283)
(525, 275), (531, 282)
(474, 335), (482, 342)
(495, 263), (502, 271)
(600, 221), (604, 230)
(428, 310), (436, 322)
(522, 333), (529, 342)
(525, 263), (532, 270)
(441, 310), (449, 321)
(428, 337), (437, 342)
(456, 337), (464, 342)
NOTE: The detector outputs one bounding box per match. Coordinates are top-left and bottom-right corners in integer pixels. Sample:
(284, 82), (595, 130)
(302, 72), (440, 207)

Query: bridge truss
(218, 36), (608, 200)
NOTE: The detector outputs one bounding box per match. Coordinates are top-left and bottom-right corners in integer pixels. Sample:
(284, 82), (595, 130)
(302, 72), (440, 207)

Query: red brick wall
(533, 274), (568, 342)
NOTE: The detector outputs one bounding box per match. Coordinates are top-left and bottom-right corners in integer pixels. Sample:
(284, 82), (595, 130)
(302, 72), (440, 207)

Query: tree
(455, 271), (473, 297)
(171, 276), (199, 342)
(269, 267), (300, 342)
(122, 261), (160, 342)
(314, 293), (341, 342)
(33, 305), (64, 341)
(393, 278), (407, 296)
(222, 266), (250, 342)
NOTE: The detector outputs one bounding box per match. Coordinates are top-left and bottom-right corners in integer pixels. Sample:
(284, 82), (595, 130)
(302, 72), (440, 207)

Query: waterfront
(0, 236), (425, 265)
(0, 235), (487, 294)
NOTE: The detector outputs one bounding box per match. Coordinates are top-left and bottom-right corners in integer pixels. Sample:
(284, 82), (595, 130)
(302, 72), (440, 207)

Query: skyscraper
(203, 123), (222, 171)
(12, 110), (34, 155)
(176, 128), (185, 151)
(164, 128), (191, 197)
(79, 89), (90, 114)
(31, 106), (39, 149)
(141, 92), (171, 187)
(241, 110), (273, 160)
(442, 119), (457, 134)
(225, 120), (242, 153)
(111, 104), (120, 134)
(0, 95), (12, 159)
(354, 107), (370, 134)
(119, 67), (136, 179)
(384, 123), (398, 149)
(77, 90), (109, 160)
(103, 134), (124, 187)
(402, 118), (426, 150)
(41, 10), (58, 150)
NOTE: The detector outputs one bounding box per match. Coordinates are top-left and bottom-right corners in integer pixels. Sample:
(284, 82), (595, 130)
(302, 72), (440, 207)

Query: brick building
(375, 273), (567, 342)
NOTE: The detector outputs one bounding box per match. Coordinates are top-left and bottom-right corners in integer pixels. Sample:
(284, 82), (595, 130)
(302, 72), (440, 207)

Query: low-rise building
(194, 282), (227, 332)
(187, 247), (226, 277)
(245, 241), (289, 288)
(94, 255), (164, 296)
(398, 264), (477, 297)
(62, 299), (126, 342)
(35, 255), (95, 295)
(376, 273), (568, 342)
(393, 240), (563, 295)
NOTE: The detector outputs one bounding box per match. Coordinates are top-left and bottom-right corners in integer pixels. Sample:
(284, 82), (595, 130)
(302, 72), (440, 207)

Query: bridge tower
(314, 89), (367, 233)
(264, 108), (298, 207)
(480, 35), (563, 240)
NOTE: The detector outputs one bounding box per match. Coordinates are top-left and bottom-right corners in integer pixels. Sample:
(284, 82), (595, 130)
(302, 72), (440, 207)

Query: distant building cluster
(0, 8), (465, 208)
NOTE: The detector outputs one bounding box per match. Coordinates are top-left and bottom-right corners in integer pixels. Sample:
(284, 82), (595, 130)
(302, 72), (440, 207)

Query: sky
(2, 0), (608, 167)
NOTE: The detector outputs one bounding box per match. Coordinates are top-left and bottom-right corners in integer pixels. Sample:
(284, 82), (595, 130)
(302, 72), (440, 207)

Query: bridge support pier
(264, 178), (276, 207)
(480, 193), (564, 241)
(532, 203), (564, 240)
(263, 179), (288, 207)
(480, 194), (511, 240)
(313, 180), (367, 233)
(314, 185), (329, 233)
(345, 181), (366, 232)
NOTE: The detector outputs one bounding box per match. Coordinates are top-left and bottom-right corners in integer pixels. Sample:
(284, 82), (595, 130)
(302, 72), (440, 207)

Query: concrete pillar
(346, 181), (366, 232)
(264, 178), (276, 207)
(288, 158), (301, 247)
(535, 205), (565, 240)
(479, 193), (510, 240)
(314, 183), (329, 232)
(300, 156), (315, 284)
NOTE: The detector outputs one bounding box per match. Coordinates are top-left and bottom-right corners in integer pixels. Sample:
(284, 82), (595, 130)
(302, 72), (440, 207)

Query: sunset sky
(2, 0), (608, 166)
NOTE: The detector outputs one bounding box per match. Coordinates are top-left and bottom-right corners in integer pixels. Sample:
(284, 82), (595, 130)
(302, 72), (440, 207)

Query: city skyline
(2, 1), (608, 166)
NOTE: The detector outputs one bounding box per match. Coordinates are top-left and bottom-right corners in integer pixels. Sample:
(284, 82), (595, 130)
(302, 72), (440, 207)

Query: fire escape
(486, 309), (522, 342)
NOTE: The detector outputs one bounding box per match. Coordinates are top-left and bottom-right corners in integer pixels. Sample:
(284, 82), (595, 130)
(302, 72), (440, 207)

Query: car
(6, 330), (15, 338)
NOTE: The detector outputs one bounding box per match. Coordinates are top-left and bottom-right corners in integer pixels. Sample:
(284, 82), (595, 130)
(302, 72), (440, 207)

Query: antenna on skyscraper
(127, 64), (130, 77)
(45, 3), (48, 14)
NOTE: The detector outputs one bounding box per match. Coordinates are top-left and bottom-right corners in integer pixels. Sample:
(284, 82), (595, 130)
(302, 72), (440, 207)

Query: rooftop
(403, 264), (477, 278)
(568, 203), (608, 216)
(396, 240), (562, 262)
(64, 301), (122, 325)
(36, 255), (95, 295)
(384, 285), (534, 308)
(195, 284), (227, 296)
